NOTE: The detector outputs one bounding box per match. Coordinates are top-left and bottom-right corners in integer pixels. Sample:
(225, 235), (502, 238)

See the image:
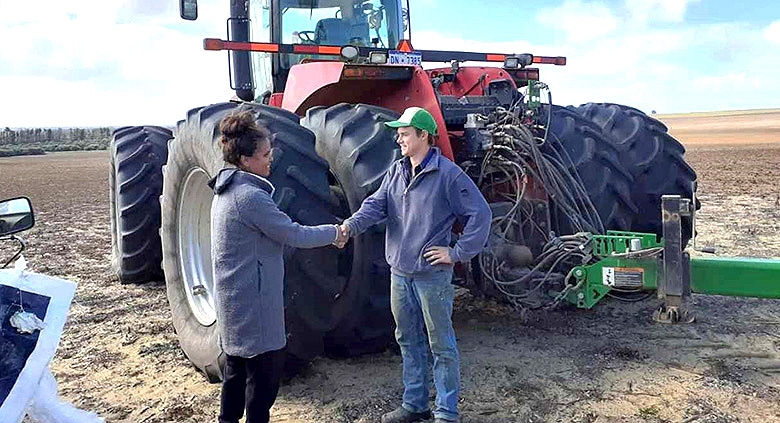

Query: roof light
(504, 54), (533, 68)
(341, 45), (360, 61)
(517, 54), (533, 67)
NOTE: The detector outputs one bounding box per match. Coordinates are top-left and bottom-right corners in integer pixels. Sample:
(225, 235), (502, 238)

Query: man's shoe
(434, 418), (461, 423)
(380, 406), (432, 423)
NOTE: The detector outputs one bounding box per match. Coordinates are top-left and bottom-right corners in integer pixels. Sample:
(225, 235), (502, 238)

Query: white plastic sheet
(0, 257), (103, 423)
(26, 368), (104, 423)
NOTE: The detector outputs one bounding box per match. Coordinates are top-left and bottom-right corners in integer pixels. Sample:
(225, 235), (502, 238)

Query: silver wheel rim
(178, 167), (217, 326)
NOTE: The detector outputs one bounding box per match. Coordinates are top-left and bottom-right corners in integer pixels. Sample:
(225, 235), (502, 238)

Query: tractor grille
(438, 95), (503, 127)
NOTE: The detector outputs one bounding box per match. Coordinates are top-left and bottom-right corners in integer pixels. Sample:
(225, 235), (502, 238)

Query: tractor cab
(269, 0), (403, 91)
(185, 0), (406, 102)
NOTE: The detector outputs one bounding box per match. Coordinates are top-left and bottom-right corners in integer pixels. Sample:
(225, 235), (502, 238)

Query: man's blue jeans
(390, 269), (459, 421)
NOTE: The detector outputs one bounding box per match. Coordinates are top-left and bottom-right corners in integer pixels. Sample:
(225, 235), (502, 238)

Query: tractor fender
(280, 62), (455, 160)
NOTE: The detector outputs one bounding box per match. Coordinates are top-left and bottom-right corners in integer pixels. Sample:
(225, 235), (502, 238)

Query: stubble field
(2, 109), (780, 423)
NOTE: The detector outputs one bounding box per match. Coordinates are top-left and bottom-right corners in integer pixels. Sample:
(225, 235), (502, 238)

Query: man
(341, 107), (491, 423)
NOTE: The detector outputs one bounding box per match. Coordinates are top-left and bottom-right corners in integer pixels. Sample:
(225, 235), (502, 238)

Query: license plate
(388, 50), (422, 66)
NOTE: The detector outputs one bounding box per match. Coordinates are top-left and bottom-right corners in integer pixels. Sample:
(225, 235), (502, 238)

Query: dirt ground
(2, 125), (780, 422)
(656, 109), (780, 145)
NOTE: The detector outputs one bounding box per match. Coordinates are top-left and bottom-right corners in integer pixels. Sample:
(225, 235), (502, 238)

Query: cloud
(413, 1), (779, 115)
(1, 0), (778, 127)
(766, 20), (780, 45)
(536, 0), (618, 42)
(692, 72), (762, 91)
(412, 30), (536, 57)
(624, 0), (701, 26)
(120, 0), (178, 19)
(0, 0), (233, 127)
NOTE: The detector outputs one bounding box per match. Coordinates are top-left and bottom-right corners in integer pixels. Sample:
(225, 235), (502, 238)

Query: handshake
(332, 224), (351, 249)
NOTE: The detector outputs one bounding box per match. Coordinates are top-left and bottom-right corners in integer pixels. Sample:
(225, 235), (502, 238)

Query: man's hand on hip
(424, 246), (453, 265)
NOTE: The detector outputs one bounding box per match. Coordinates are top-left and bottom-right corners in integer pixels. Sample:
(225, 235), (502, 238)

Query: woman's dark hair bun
(218, 109), (270, 167)
(219, 111), (257, 138)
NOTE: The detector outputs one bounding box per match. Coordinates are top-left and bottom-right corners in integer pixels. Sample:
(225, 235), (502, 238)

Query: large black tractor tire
(302, 103), (400, 357)
(109, 126), (171, 284)
(161, 102), (371, 382)
(571, 103), (698, 245)
(542, 105), (638, 235)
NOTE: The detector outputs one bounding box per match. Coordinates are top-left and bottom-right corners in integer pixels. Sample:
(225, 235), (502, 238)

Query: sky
(0, 0), (779, 127)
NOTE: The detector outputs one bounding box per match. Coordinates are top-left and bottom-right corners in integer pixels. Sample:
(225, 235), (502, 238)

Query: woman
(208, 110), (345, 423)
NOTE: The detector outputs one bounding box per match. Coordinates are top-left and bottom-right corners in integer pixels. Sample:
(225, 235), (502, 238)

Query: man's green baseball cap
(384, 107), (438, 136)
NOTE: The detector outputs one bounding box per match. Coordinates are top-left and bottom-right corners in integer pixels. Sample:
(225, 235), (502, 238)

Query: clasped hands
(333, 224), (452, 265)
(333, 224), (350, 248)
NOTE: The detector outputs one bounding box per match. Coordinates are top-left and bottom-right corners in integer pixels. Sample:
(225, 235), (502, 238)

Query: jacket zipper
(404, 166), (437, 196)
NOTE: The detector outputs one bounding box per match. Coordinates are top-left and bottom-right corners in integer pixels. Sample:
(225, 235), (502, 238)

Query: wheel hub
(178, 167), (217, 326)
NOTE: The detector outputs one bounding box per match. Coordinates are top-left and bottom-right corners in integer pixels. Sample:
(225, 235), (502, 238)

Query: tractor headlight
(504, 54), (534, 69)
(369, 51), (388, 64)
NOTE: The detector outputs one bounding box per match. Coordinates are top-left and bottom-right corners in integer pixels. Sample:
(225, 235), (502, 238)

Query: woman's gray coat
(208, 168), (338, 358)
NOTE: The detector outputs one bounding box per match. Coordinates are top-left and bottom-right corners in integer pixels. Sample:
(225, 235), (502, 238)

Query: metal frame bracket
(654, 195), (695, 324)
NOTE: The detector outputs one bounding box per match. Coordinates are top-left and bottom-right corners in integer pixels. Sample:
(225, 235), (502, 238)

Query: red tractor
(109, 0), (697, 381)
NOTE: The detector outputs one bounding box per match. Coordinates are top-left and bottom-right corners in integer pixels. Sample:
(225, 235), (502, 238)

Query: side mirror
(0, 197), (35, 237)
(180, 0), (198, 20)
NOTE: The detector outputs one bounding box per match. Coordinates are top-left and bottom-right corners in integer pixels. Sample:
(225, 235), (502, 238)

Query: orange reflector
(486, 54), (506, 62)
(533, 56), (567, 66)
(243, 42), (279, 52)
(397, 39), (414, 52)
(319, 46), (342, 55)
(292, 44), (342, 55)
(203, 39), (280, 52)
(293, 45), (319, 54)
(203, 38), (224, 51)
(514, 68), (540, 80)
(341, 66), (414, 80)
(228, 41), (278, 52)
(343, 68), (363, 78)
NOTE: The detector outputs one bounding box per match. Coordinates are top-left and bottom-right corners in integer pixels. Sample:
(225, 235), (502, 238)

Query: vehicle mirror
(0, 197), (34, 237)
(180, 0), (198, 20)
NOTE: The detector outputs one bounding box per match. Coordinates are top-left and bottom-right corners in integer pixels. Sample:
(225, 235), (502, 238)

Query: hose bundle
(472, 95), (607, 309)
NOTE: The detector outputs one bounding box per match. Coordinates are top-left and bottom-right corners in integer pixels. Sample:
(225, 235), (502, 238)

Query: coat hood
(207, 168), (275, 195)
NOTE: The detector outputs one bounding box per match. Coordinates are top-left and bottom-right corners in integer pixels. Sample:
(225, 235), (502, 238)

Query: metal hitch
(655, 195), (695, 324)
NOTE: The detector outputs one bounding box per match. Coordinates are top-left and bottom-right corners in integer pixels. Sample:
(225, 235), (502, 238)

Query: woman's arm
(236, 190), (338, 248)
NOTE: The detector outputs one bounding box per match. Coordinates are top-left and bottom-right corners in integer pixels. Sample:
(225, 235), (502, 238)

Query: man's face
(239, 140), (273, 177)
(396, 126), (428, 158)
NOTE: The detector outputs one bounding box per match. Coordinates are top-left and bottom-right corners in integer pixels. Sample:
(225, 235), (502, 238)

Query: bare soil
(2, 133), (780, 423)
(656, 109), (780, 145)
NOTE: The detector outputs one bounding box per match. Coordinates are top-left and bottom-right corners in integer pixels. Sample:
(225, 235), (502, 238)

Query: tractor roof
(282, 0), (376, 8)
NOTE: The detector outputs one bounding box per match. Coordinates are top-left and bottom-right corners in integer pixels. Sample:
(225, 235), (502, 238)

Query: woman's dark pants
(218, 348), (286, 423)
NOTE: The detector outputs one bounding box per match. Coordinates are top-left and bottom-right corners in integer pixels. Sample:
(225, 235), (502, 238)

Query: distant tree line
(0, 127), (113, 157)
